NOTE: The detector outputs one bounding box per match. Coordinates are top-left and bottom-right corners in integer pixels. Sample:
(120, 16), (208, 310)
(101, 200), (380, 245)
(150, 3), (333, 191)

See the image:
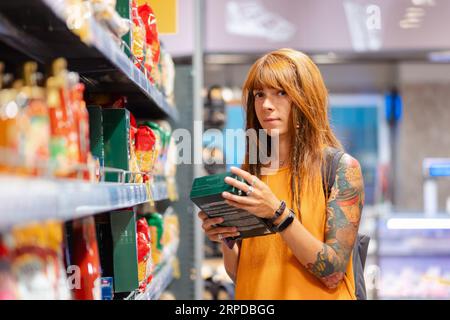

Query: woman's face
(253, 86), (292, 137)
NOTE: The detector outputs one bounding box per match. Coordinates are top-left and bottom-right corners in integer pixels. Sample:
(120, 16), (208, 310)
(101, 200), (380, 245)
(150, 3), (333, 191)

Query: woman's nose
(262, 97), (275, 110)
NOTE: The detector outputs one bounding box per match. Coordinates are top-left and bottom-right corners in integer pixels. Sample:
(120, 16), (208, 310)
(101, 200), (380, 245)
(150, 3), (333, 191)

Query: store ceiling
(161, 0), (450, 63)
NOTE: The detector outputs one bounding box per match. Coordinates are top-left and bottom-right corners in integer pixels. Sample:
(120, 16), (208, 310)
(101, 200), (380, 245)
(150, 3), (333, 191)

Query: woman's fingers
(198, 211), (207, 220)
(207, 226), (238, 236)
(202, 217), (224, 230)
(213, 232), (241, 242)
(222, 191), (257, 205)
(230, 166), (262, 188)
(224, 176), (250, 193)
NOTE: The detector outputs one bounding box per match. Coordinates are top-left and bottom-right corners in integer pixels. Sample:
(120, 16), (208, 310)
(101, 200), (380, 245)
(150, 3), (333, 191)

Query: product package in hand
(190, 172), (275, 243)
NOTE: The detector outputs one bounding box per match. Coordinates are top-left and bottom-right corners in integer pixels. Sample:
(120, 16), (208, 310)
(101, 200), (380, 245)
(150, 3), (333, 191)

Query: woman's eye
(278, 90), (287, 96)
(254, 92), (264, 98)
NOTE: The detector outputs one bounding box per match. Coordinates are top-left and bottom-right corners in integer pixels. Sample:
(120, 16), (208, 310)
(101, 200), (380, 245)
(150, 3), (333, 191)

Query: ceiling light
(399, 20), (421, 29)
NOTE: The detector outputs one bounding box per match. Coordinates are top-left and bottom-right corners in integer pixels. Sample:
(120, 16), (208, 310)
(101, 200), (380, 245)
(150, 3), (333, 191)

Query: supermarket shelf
(0, 0), (178, 121)
(0, 175), (150, 231)
(135, 240), (179, 300)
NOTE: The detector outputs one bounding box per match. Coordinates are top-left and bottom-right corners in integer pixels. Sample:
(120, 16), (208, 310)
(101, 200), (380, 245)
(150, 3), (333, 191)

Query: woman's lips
(264, 118), (281, 123)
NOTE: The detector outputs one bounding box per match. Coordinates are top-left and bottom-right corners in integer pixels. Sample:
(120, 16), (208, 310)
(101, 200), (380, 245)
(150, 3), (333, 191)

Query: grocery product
(0, 65), (23, 173)
(161, 211), (180, 248)
(90, 0), (131, 43)
(159, 46), (175, 105)
(5, 221), (72, 300)
(100, 277), (114, 300)
(146, 213), (164, 265)
(102, 108), (131, 182)
(19, 62), (51, 175)
(129, 112), (143, 183)
(137, 2), (160, 83)
(190, 172), (275, 241)
(135, 125), (156, 173)
(87, 106), (105, 182)
(136, 217), (153, 291)
(131, 0), (146, 70)
(47, 58), (79, 177)
(0, 237), (18, 300)
(95, 211), (141, 294)
(68, 72), (92, 180)
(70, 216), (102, 300)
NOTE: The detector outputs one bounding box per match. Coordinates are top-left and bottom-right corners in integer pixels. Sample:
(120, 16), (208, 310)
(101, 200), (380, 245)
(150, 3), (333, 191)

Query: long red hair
(242, 48), (342, 211)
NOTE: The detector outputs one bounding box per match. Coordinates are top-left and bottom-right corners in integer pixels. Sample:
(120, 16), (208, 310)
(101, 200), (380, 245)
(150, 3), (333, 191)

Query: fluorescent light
(387, 218), (450, 229)
(399, 20), (421, 29)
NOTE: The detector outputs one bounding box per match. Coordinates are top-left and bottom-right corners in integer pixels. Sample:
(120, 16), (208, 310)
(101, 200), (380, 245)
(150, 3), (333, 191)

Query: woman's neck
(263, 133), (291, 169)
(277, 134), (291, 167)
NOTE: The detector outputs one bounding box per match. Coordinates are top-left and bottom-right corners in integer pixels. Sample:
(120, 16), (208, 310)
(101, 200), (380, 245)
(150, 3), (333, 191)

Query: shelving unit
(0, 0), (178, 120)
(0, 174), (177, 231)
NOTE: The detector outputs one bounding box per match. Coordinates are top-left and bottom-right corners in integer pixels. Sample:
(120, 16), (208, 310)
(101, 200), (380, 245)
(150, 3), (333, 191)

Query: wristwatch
(272, 209), (295, 233)
(270, 200), (286, 223)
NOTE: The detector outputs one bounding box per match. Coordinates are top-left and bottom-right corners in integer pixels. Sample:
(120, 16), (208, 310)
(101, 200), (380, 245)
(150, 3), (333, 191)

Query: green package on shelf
(146, 213), (164, 252)
(190, 172), (275, 240)
(115, 0), (132, 57)
(102, 108), (131, 182)
(87, 105), (105, 167)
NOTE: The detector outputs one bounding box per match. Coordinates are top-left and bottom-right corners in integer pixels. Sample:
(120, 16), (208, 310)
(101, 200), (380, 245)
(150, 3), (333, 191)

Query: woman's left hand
(222, 166), (281, 219)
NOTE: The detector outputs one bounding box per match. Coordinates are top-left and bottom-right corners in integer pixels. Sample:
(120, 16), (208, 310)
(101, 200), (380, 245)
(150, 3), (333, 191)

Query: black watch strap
(272, 209), (295, 233)
(270, 200), (286, 223)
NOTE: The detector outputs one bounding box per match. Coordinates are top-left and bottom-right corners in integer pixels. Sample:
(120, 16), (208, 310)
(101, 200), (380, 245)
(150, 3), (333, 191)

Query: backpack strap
(321, 147), (345, 199)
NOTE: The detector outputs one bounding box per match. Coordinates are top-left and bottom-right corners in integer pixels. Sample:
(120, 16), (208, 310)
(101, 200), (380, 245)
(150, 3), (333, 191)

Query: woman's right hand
(198, 211), (240, 242)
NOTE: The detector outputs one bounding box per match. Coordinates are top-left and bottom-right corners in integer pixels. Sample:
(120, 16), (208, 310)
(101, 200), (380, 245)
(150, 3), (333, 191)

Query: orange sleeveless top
(235, 166), (356, 300)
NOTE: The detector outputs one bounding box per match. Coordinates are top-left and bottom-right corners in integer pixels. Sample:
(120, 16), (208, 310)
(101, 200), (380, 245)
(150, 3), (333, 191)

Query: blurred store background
(160, 0), (450, 300)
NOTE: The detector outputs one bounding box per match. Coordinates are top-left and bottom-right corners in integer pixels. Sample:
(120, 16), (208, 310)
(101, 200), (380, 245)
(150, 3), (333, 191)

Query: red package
(71, 216), (101, 300)
(138, 4), (160, 77)
(137, 218), (153, 291)
(135, 126), (156, 173)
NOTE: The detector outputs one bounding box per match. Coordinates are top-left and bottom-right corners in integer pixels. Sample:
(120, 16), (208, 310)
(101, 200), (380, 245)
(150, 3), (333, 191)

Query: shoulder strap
(322, 147), (345, 198)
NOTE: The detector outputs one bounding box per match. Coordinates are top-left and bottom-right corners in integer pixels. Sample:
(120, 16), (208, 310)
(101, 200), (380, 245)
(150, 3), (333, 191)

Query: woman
(198, 48), (364, 299)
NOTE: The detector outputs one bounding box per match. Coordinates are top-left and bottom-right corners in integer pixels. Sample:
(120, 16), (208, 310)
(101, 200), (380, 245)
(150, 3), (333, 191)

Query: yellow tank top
(235, 166), (356, 300)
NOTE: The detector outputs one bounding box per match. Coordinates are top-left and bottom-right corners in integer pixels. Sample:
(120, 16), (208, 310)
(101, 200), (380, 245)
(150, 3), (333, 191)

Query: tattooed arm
(273, 154), (364, 289)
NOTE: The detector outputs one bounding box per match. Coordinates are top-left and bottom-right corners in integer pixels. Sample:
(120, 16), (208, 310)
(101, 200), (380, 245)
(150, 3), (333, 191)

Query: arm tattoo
(305, 154), (364, 289)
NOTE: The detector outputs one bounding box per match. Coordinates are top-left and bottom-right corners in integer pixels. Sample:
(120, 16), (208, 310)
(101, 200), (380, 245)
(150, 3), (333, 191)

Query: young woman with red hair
(198, 48), (364, 299)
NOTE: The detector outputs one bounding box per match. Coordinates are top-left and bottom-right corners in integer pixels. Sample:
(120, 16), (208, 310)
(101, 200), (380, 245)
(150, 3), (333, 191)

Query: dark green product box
(95, 210), (139, 293)
(190, 172), (275, 240)
(115, 0), (132, 57)
(87, 105), (105, 168)
(102, 108), (131, 182)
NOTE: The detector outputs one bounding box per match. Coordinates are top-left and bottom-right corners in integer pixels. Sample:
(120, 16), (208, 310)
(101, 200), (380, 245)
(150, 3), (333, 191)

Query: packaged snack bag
(136, 217), (153, 291)
(131, 0), (146, 70)
(137, 2), (160, 82)
(135, 125), (156, 173)
(6, 221), (72, 300)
